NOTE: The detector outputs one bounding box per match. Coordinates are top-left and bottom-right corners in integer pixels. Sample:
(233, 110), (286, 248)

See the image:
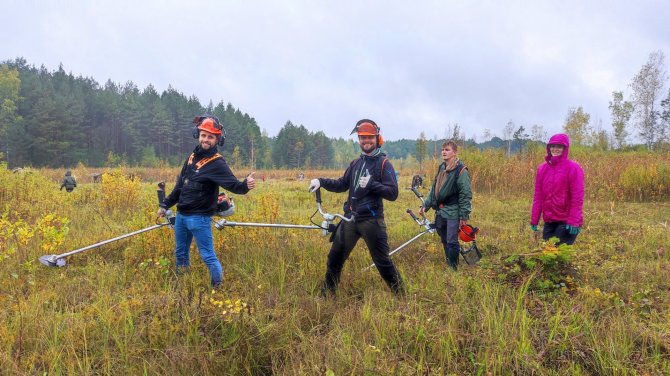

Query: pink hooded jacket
(531, 134), (584, 227)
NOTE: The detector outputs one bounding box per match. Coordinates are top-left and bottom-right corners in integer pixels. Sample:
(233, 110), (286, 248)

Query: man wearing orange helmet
(157, 115), (255, 288)
(309, 119), (405, 296)
(419, 140), (472, 270)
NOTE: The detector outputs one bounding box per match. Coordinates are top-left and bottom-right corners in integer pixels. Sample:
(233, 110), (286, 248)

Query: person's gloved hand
(157, 207), (167, 217)
(566, 225), (581, 235)
(358, 174), (371, 189)
(308, 178), (320, 192)
(530, 225), (538, 232)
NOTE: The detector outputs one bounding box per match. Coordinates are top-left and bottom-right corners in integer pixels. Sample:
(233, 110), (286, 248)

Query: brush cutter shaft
(54, 223), (169, 260)
(388, 229), (431, 258)
(364, 229), (431, 271)
(214, 219), (320, 230)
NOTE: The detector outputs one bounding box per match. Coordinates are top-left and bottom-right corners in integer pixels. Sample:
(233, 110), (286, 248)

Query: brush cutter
(213, 188), (352, 235)
(38, 222), (172, 267)
(39, 185), (350, 267)
(39, 182), (176, 267)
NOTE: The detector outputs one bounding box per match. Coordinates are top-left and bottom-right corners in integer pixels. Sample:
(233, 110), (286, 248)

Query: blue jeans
(174, 213), (222, 286)
(434, 215), (460, 269)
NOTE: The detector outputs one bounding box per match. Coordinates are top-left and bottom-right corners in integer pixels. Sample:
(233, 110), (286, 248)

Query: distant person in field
(530, 133), (584, 245)
(60, 170), (77, 192)
(419, 140), (472, 271)
(411, 174), (424, 189)
(308, 119), (405, 296)
(157, 115), (256, 289)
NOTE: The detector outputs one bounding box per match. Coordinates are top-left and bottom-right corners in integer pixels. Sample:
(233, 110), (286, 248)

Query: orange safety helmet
(192, 115), (226, 146)
(459, 224), (479, 242)
(350, 119), (384, 146)
(196, 117), (223, 136)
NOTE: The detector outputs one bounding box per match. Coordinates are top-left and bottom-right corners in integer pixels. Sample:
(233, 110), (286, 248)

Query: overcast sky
(2, 0), (669, 141)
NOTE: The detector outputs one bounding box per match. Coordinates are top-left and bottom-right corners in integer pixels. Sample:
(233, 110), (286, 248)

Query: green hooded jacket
(423, 160), (472, 220)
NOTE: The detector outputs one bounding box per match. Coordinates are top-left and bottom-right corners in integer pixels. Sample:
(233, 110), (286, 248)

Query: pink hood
(531, 133), (585, 227)
(545, 133), (570, 165)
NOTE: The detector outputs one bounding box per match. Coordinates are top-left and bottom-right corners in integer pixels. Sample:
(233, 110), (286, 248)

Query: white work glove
(308, 178), (321, 192)
(157, 207), (167, 217)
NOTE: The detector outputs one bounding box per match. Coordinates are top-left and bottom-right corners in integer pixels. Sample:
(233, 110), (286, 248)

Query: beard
(359, 141), (377, 154)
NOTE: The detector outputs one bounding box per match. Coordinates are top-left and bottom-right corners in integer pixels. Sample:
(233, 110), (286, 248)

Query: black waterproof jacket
(60, 171), (77, 191)
(319, 151), (398, 220)
(161, 146), (249, 216)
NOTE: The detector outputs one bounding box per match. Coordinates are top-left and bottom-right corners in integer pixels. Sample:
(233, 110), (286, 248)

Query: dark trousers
(543, 221), (578, 245)
(434, 215), (460, 269)
(322, 218), (404, 295)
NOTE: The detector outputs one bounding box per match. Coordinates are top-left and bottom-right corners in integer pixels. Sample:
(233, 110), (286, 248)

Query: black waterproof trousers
(543, 221), (578, 245)
(321, 218), (404, 295)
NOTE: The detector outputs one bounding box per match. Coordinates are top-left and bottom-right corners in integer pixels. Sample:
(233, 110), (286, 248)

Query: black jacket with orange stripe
(161, 146), (249, 216)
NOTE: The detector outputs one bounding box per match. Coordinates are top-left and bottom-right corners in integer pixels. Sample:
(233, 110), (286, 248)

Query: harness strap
(187, 153), (222, 170)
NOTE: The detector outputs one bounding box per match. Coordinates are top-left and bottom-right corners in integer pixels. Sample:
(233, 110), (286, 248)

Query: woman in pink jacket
(530, 133), (584, 245)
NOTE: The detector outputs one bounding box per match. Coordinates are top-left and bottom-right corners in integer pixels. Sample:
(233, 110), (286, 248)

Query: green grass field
(1, 162), (669, 375)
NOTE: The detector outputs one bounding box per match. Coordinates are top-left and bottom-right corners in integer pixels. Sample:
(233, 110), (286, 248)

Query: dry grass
(1, 153), (669, 374)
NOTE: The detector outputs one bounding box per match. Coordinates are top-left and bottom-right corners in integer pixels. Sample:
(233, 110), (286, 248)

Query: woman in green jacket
(419, 140), (472, 270)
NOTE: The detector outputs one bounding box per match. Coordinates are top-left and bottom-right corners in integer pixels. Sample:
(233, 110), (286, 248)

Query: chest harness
(187, 152), (222, 170)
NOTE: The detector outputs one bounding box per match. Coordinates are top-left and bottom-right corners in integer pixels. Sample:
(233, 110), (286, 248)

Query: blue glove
(530, 225), (538, 232)
(566, 225), (580, 235)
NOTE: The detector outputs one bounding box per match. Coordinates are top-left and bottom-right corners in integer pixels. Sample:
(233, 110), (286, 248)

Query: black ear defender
(217, 127), (226, 147)
(192, 115), (226, 147)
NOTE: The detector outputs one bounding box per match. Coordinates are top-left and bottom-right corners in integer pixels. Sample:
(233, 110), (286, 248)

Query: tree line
(0, 58), (353, 169)
(2, 51), (669, 170)
(0, 58), (467, 170)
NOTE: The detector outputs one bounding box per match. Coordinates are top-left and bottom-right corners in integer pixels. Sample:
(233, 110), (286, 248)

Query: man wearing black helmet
(158, 115), (255, 288)
(309, 119), (405, 296)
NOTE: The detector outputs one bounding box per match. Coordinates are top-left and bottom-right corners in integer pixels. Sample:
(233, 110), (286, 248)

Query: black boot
(320, 271), (339, 297)
(384, 271), (406, 296)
